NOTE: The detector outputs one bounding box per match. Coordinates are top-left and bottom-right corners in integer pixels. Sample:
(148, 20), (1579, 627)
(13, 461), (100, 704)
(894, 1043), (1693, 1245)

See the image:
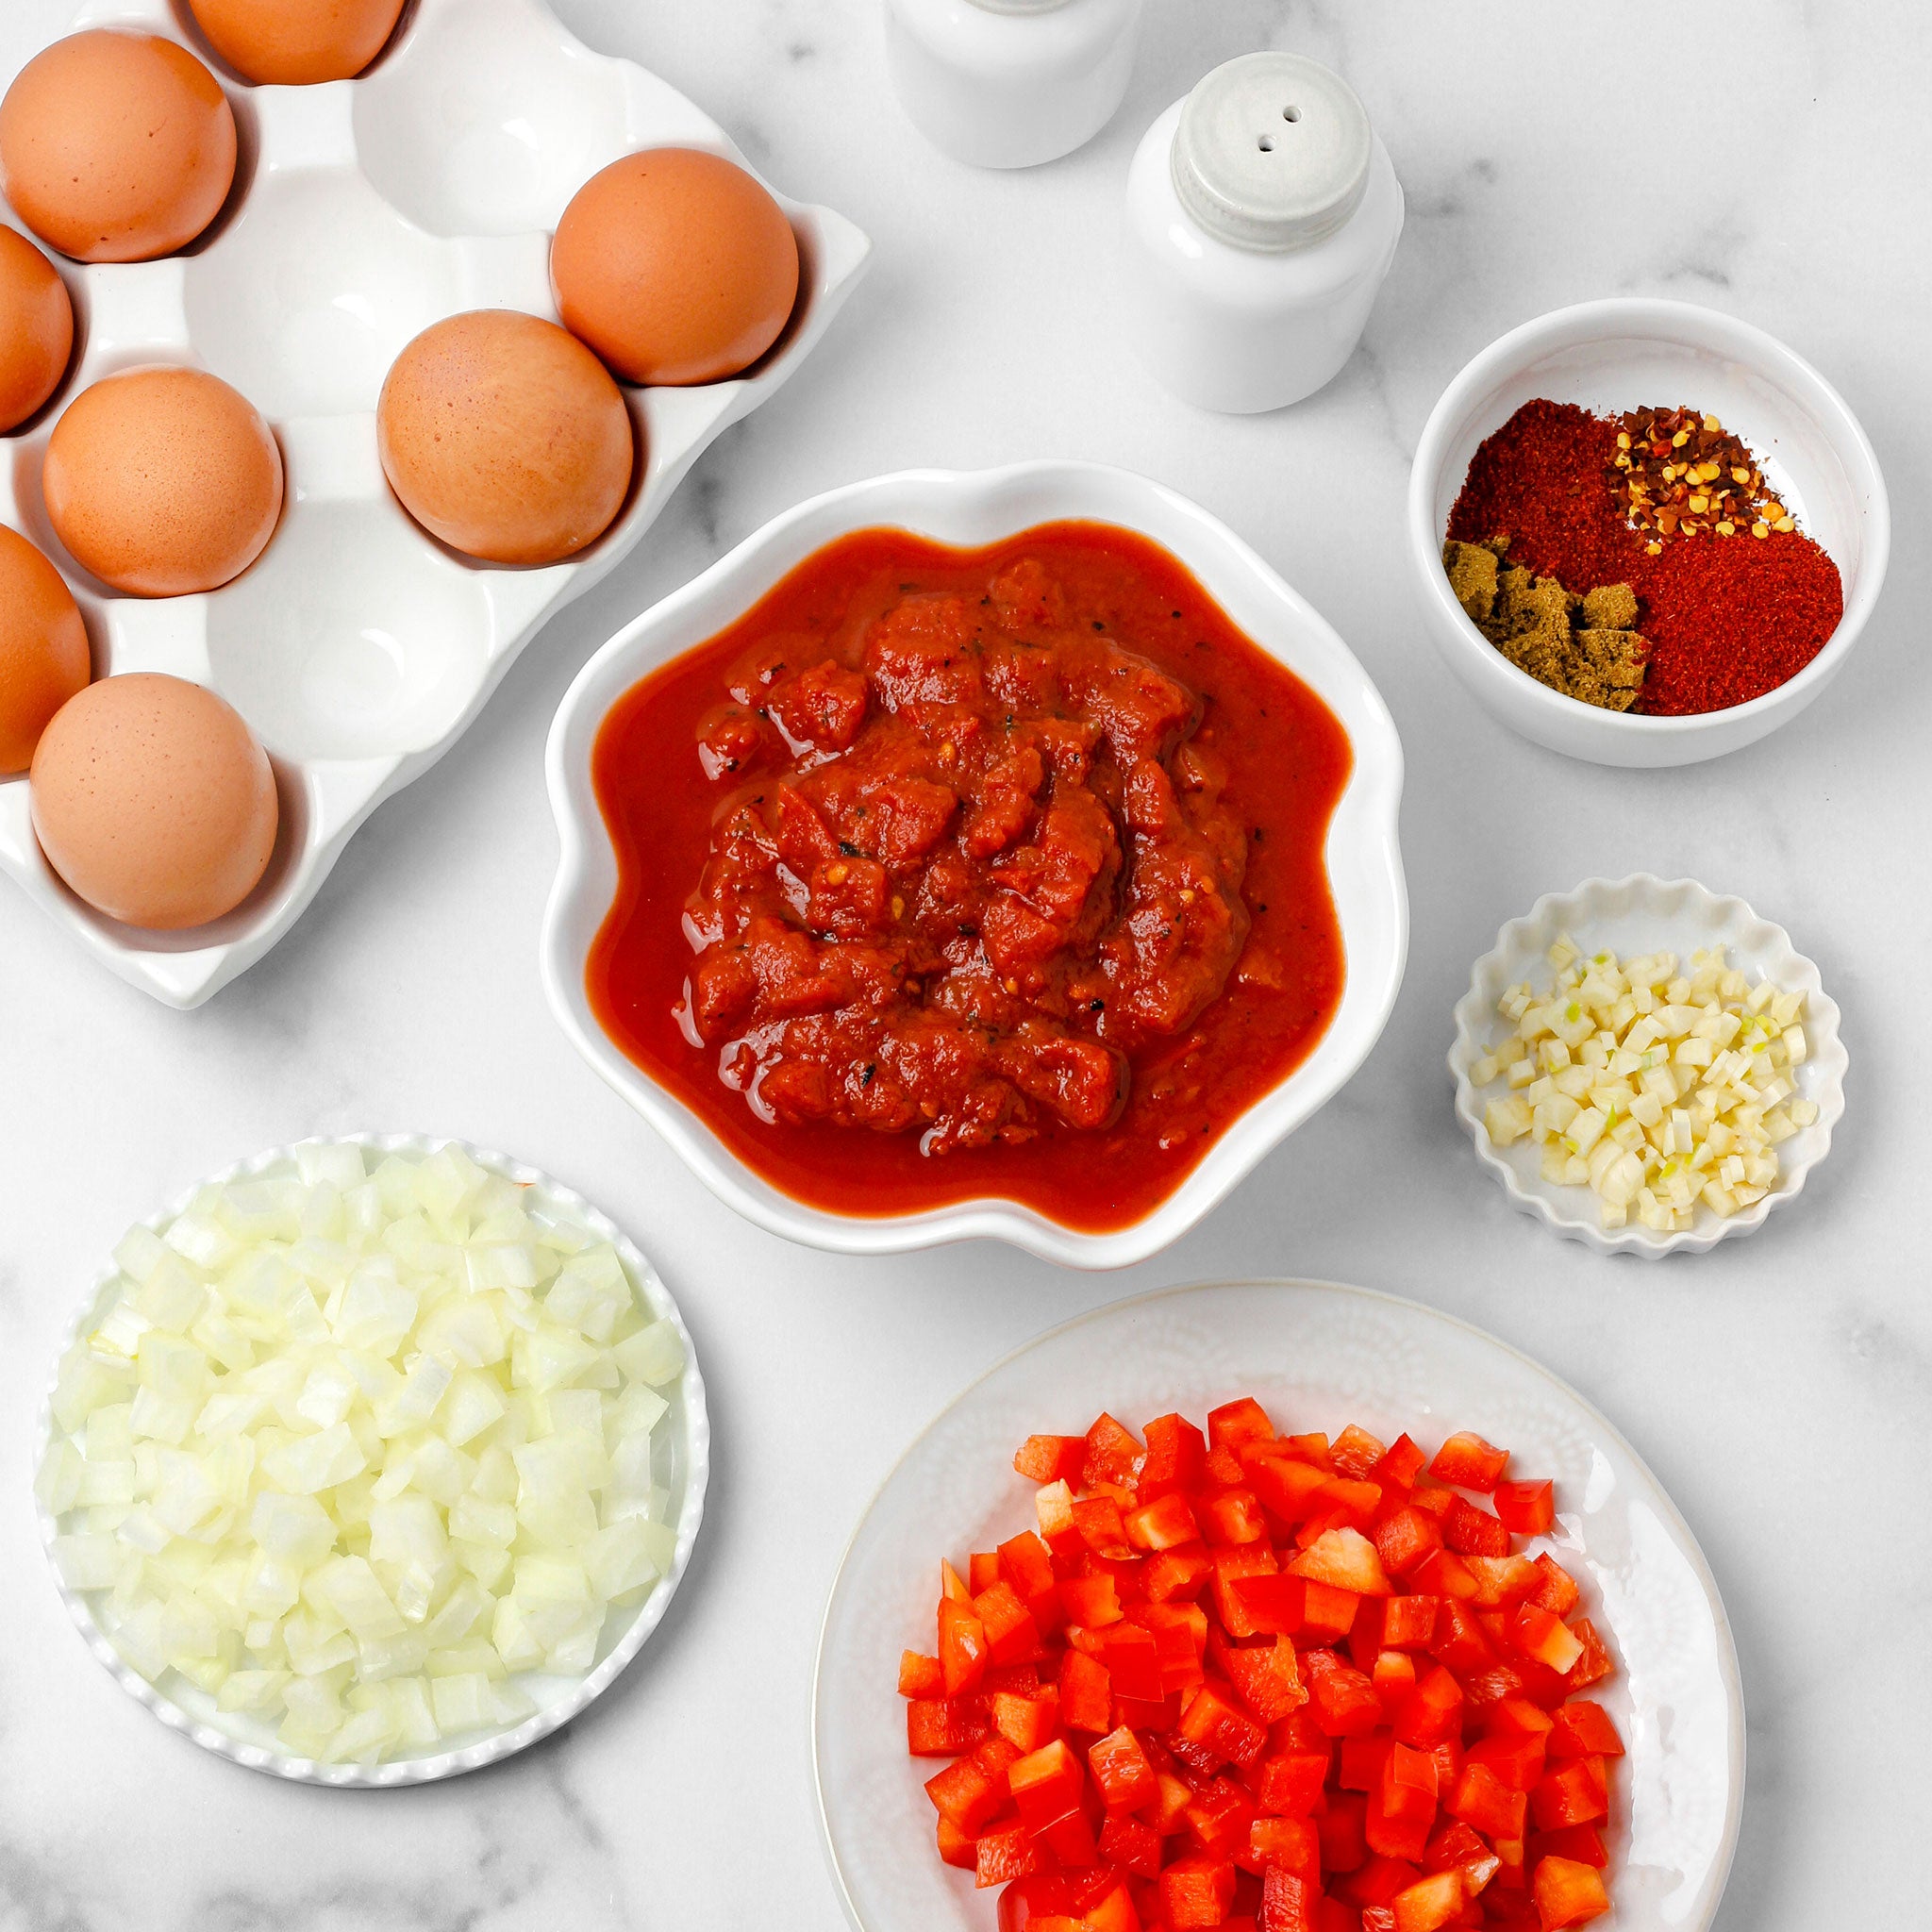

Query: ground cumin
(1443, 535), (1649, 712)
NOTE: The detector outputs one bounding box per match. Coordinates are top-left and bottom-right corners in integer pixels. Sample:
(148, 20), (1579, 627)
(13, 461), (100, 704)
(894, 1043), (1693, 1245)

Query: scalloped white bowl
(0, 0), (868, 1008)
(814, 1278), (1744, 1932)
(541, 460), (1407, 1270)
(1450, 875), (1847, 1257)
(1408, 298), (1890, 767)
(34, 1132), (709, 1786)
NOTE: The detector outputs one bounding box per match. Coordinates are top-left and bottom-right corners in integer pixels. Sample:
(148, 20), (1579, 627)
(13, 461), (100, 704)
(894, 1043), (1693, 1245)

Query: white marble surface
(2, 2), (1926, 1927)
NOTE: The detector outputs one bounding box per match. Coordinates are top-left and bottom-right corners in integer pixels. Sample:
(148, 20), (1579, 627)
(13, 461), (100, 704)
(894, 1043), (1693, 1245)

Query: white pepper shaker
(1122, 52), (1405, 412)
(884, 0), (1144, 171)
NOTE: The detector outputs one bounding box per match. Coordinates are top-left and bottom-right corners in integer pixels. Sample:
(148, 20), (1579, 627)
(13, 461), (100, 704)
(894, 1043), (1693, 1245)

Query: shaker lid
(1172, 53), (1372, 252)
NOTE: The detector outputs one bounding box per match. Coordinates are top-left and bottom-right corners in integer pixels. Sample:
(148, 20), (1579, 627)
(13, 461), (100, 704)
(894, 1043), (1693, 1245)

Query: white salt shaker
(1123, 52), (1404, 412)
(884, 0), (1143, 171)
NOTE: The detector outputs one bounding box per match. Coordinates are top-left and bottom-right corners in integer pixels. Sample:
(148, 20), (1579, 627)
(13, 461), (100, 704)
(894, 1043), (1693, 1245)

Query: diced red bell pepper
(1248, 1456), (1332, 1528)
(1259, 1865), (1319, 1932)
(900, 1650), (945, 1697)
(1144, 1543), (1215, 1606)
(1408, 1550), (1478, 1604)
(1427, 1601), (1495, 1675)
(1530, 1825), (1607, 1871)
(1491, 1480), (1555, 1538)
(1212, 1547), (1282, 1639)
(939, 1815), (977, 1870)
(1427, 1434), (1509, 1492)
(1507, 1605), (1583, 1676)
(1186, 1776), (1257, 1858)
(1344, 1854), (1422, 1907)
(1178, 1682), (1270, 1770)
(1391, 1665), (1464, 1751)
(1390, 1869), (1465, 1932)
(1203, 1491), (1271, 1547)
(1204, 1444), (1246, 1487)
(1246, 1742), (1323, 1818)
(1085, 1414), (1146, 1490)
(977, 1580), (1048, 1665)
(1161, 1853), (1239, 1929)
(1448, 1760), (1527, 1840)
(991, 1689), (1061, 1754)
(1529, 1760), (1608, 1832)
(1373, 1507), (1444, 1580)
(1371, 1648), (1417, 1709)
(926, 1736), (1022, 1834)
(1300, 1582), (1361, 1642)
(1318, 1791), (1368, 1874)
(1375, 1595), (1437, 1651)
(1531, 1856), (1609, 1928)
(1486, 1697), (1555, 1740)
(1227, 1575), (1307, 1639)
(1290, 1528), (1393, 1597)
(1016, 1435), (1089, 1485)
(1090, 1724), (1159, 1810)
(1562, 1620), (1612, 1691)
(1366, 1742), (1439, 1861)
(1330, 1424), (1388, 1478)
(1062, 1574), (1124, 1630)
(1443, 1498), (1509, 1559)
(1369, 1434), (1427, 1491)
(1314, 1477), (1384, 1527)
(1150, 1769), (1195, 1832)
(1525, 1556), (1580, 1619)
(1208, 1398), (1277, 1451)
(1360, 1910), (1397, 1932)
(1127, 1491), (1202, 1551)
(1466, 1730), (1546, 1793)
(1073, 1497), (1134, 1559)
(970, 1551), (1003, 1594)
(1216, 1635), (1307, 1724)
(908, 1693), (990, 1756)
(1139, 1412), (1208, 1502)
(1061, 1649), (1115, 1732)
(1302, 1649), (1382, 1738)
(1011, 1738), (1087, 1833)
(1101, 1815), (1165, 1878)
(1422, 1820), (1491, 1877)
(1462, 1556), (1538, 1607)
(977, 1820), (1048, 1889)
(1247, 1813), (1319, 1880)
(1547, 1702), (1623, 1760)
(1081, 1882), (1142, 1932)
(941, 1595), (991, 1696)
(1339, 1736), (1393, 1791)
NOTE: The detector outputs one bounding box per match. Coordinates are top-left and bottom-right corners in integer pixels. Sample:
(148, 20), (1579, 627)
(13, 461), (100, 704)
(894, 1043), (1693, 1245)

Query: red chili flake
(1446, 399), (1844, 714)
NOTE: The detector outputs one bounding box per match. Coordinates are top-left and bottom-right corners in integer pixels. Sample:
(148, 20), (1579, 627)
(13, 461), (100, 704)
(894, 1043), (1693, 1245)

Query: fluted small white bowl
(541, 460), (1407, 1270)
(1450, 875), (1846, 1257)
(34, 1132), (709, 1785)
(1408, 298), (1889, 767)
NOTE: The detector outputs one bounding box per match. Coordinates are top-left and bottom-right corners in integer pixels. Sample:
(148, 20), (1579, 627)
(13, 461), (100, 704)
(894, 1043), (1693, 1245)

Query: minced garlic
(1472, 937), (1817, 1233)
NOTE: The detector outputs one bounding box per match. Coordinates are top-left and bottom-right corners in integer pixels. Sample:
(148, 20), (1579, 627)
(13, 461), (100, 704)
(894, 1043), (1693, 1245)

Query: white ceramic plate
(814, 1278), (1743, 1932)
(1407, 298), (1889, 767)
(541, 460), (1407, 1270)
(34, 1131), (709, 1786)
(0, 0), (869, 1008)
(1450, 875), (1847, 1258)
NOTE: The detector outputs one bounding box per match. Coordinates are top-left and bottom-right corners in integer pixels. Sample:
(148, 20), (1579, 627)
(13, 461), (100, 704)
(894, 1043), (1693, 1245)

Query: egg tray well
(0, 0), (870, 1008)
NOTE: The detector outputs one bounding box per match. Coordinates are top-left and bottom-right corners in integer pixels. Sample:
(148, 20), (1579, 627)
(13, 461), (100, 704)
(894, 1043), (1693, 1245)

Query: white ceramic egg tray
(0, 0), (869, 1008)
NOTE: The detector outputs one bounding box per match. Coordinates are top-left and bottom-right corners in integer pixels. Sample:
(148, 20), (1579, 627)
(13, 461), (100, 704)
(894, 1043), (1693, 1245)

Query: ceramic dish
(34, 1131), (709, 1786)
(541, 459), (1407, 1270)
(0, 0), (869, 1009)
(813, 1277), (1744, 1932)
(1407, 297), (1889, 768)
(1451, 874), (1846, 1258)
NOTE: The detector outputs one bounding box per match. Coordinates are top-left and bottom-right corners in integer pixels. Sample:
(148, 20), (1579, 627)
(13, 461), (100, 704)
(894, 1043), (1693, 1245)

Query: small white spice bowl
(1448, 875), (1847, 1257)
(1407, 298), (1890, 768)
(34, 1132), (709, 1785)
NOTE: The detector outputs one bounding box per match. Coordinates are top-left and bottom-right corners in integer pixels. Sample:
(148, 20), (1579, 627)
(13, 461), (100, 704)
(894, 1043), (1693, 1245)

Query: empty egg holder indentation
(0, 0), (870, 1007)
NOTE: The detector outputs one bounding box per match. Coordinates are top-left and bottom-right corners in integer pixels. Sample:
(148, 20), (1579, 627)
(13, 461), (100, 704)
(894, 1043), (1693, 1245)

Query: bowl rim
(1447, 873), (1848, 1257)
(33, 1129), (711, 1786)
(1407, 294), (1891, 737)
(541, 458), (1407, 1270)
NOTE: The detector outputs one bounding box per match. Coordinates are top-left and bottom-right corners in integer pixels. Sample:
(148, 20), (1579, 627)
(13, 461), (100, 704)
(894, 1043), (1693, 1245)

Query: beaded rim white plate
(32, 1131), (710, 1786)
(1450, 875), (1847, 1258)
(812, 1277), (1744, 1932)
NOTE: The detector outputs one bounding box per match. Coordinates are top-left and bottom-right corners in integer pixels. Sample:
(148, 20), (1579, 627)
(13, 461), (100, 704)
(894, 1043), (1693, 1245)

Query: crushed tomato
(900, 1399), (1621, 1932)
(587, 524), (1351, 1231)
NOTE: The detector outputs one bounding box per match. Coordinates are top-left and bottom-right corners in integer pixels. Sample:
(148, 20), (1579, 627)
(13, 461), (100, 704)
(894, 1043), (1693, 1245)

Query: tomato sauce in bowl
(586, 521), (1350, 1233)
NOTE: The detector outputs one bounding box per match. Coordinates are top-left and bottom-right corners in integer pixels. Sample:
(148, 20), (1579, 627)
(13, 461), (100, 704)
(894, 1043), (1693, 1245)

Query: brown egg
(186, 0), (408, 86)
(551, 148), (800, 387)
(31, 672), (277, 929)
(0, 31), (236, 264)
(377, 309), (635, 566)
(0, 525), (90, 775)
(42, 367), (283, 597)
(0, 227), (74, 431)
